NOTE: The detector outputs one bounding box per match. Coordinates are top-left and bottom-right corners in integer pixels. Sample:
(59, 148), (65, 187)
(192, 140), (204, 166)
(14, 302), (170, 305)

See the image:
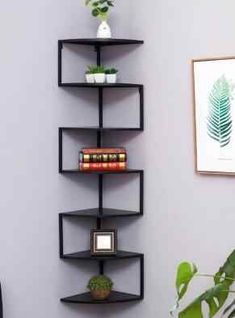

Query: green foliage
(85, 0), (114, 21)
(86, 65), (105, 74)
(207, 75), (233, 148)
(172, 250), (235, 318)
(105, 68), (118, 74)
(87, 275), (113, 291)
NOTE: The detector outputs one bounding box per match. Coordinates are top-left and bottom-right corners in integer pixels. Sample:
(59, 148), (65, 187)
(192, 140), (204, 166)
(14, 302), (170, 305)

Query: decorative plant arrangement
(85, 65), (119, 84)
(105, 68), (118, 83)
(87, 275), (113, 300)
(85, 0), (114, 38)
(171, 250), (235, 318)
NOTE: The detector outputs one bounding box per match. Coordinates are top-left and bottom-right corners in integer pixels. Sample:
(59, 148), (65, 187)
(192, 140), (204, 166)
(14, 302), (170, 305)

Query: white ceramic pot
(86, 74), (95, 83)
(106, 74), (117, 83)
(94, 73), (106, 83)
(97, 21), (112, 38)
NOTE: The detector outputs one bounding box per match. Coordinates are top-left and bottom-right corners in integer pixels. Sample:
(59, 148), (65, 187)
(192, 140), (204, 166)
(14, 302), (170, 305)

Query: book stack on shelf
(79, 147), (127, 171)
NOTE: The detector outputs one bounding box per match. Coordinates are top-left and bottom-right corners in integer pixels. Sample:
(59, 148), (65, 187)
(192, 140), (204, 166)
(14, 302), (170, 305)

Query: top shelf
(59, 38), (144, 47)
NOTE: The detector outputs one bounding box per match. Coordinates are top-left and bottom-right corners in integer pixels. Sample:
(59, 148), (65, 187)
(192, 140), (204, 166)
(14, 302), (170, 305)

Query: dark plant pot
(90, 289), (111, 300)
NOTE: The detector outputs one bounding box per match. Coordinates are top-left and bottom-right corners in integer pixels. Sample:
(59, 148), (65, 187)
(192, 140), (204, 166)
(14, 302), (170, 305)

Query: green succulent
(86, 65), (106, 74)
(105, 68), (118, 74)
(85, 0), (114, 21)
(87, 275), (113, 291)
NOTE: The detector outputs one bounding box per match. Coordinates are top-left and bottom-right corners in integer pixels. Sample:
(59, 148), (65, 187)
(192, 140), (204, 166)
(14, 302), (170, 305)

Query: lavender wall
(1, 0), (235, 317)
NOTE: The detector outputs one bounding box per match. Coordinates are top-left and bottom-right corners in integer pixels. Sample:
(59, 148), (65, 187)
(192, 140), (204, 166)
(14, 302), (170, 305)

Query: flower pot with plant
(87, 275), (113, 300)
(171, 249), (235, 318)
(85, 65), (96, 83)
(85, 0), (114, 38)
(105, 68), (118, 83)
(93, 65), (106, 83)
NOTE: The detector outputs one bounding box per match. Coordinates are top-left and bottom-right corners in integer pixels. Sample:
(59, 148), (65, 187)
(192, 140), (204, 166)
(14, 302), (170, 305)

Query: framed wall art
(192, 56), (235, 175)
(90, 229), (117, 256)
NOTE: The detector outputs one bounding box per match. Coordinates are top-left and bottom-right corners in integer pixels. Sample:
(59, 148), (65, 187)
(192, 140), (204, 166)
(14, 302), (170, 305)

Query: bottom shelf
(61, 290), (142, 304)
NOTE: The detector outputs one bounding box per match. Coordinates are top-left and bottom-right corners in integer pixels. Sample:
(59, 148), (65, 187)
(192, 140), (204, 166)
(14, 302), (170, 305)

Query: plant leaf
(179, 250), (235, 318)
(207, 75), (233, 148)
(100, 6), (108, 12)
(85, 0), (92, 5)
(92, 8), (99, 16)
(176, 262), (198, 302)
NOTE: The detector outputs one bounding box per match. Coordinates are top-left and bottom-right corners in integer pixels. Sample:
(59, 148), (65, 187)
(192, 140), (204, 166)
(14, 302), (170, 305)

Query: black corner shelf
(58, 38), (145, 305)
(59, 38), (144, 47)
(61, 291), (142, 304)
(60, 207), (142, 218)
(59, 169), (143, 174)
(61, 250), (143, 260)
(58, 82), (143, 88)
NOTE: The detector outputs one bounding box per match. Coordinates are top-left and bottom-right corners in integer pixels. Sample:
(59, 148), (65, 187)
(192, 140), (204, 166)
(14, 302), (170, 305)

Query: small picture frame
(90, 229), (117, 255)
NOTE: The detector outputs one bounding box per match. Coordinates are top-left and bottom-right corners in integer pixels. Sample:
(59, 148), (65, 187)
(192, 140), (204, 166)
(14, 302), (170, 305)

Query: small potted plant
(85, 65), (96, 83)
(105, 68), (118, 83)
(87, 275), (113, 300)
(93, 65), (106, 83)
(85, 0), (114, 38)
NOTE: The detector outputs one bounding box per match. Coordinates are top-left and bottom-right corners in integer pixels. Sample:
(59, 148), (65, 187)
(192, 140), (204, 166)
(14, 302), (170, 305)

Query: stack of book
(79, 147), (127, 171)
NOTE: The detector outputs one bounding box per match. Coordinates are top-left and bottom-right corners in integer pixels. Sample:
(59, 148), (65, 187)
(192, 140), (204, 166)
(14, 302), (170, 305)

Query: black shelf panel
(62, 250), (143, 260)
(60, 208), (142, 218)
(61, 290), (142, 304)
(59, 83), (143, 88)
(59, 38), (144, 46)
(60, 126), (143, 132)
(60, 169), (143, 175)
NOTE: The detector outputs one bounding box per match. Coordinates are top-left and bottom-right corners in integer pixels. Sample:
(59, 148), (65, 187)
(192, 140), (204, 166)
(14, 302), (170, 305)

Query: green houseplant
(172, 250), (235, 318)
(87, 275), (113, 300)
(85, 65), (96, 83)
(85, 0), (114, 38)
(105, 68), (118, 83)
(92, 65), (106, 83)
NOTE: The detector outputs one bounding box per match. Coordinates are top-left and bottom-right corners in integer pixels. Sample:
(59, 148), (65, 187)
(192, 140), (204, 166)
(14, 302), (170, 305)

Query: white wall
(1, 0), (235, 317)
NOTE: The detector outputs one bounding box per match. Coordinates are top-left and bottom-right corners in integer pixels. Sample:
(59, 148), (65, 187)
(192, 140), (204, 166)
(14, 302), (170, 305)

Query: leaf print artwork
(207, 75), (233, 148)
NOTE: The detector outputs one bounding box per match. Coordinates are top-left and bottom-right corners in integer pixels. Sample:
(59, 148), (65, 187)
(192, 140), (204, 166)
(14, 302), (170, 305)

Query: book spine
(82, 147), (126, 154)
(80, 152), (127, 163)
(80, 162), (127, 171)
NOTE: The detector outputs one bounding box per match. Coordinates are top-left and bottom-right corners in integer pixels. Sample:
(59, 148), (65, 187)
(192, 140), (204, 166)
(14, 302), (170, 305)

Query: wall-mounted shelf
(60, 208), (142, 218)
(59, 38), (143, 47)
(61, 291), (142, 304)
(58, 38), (145, 305)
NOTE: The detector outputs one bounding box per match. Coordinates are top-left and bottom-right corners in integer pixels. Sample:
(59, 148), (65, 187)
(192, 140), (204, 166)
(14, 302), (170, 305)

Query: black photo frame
(90, 229), (117, 255)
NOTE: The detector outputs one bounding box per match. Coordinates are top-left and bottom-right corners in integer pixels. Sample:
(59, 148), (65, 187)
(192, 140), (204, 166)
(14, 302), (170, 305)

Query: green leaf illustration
(207, 75), (233, 148)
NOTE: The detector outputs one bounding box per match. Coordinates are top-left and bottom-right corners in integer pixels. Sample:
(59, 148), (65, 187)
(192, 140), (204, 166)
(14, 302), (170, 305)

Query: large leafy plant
(172, 250), (235, 318)
(207, 75), (233, 148)
(85, 0), (114, 21)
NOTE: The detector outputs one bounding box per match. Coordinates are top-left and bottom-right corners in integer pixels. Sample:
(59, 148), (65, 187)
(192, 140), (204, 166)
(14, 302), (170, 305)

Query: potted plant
(85, 65), (96, 83)
(93, 65), (106, 83)
(87, 275), (113, 300)
(105, 68), (118, 83)
(171, 249), (235, 318)
(85, 0), (114, 38)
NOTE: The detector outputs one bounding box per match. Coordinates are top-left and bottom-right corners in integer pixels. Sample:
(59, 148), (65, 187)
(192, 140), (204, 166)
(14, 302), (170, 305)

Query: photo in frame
(192, 57), (235, 175)
(90, 229), (117, 255)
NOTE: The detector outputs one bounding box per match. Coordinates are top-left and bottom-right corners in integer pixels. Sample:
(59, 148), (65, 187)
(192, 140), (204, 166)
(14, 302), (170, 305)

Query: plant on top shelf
(105, 68), (118, 83)
(87, 275), (113, 300)
(85, 65), (106, 83)
(171, 249), (235, 318)
(85, 0), (114, 38)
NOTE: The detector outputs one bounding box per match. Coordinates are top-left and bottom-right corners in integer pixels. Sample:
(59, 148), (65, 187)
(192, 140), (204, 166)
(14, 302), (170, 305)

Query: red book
(80, 162), (127, 171)
(81, 147), (126, 154)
